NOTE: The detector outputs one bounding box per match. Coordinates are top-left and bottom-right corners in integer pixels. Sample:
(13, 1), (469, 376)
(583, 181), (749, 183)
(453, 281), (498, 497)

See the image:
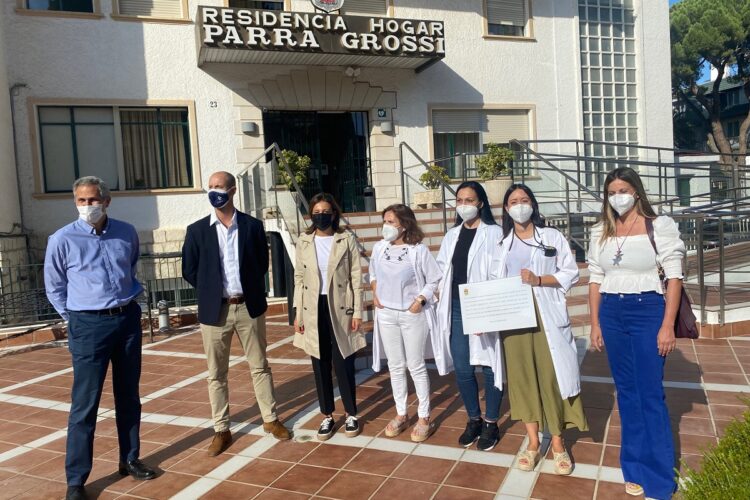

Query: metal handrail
(399, 141), (457, 233)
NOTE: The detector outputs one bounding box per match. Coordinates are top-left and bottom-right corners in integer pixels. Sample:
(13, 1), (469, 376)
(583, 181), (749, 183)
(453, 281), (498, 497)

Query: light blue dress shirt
(44, 217), (143, 321)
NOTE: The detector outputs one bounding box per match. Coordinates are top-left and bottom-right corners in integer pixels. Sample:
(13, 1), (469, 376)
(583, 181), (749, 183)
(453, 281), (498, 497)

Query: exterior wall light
(380, 121), (393, 134)
(241, 121), (258, 134)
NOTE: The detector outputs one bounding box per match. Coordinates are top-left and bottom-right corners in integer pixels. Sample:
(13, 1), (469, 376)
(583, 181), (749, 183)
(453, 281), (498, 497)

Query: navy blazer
(182, 211), (269, 325)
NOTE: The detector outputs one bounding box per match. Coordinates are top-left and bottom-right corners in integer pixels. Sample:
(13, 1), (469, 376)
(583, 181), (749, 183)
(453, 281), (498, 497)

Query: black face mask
(311, 213), (333, 230)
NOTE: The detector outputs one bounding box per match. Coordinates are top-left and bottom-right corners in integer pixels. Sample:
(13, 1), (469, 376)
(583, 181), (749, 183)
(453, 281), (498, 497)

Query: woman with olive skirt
(293, 193), (365, 441)
(489, 183), (587, 476)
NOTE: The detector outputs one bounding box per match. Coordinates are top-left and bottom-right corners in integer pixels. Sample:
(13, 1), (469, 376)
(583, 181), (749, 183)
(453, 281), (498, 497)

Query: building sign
(198, 7), (446, 65)
(312, 0), (344, 13)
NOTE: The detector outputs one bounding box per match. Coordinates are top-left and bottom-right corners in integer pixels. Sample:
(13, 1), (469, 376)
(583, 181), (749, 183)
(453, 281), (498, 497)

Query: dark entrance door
(263, 111), (371, 213)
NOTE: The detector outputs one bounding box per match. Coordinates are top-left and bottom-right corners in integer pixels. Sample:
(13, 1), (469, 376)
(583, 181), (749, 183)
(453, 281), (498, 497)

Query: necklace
(384, 245), (408, 262)
(612, 215), (639, 266)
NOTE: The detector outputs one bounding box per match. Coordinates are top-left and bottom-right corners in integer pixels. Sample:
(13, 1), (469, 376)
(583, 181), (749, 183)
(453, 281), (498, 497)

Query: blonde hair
(599, 167), (656, 243)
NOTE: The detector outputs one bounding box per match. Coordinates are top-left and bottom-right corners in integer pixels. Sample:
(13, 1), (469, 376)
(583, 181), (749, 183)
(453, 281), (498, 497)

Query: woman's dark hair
(382, 204), (425, 245)
(600, 167), (656, 242)
(306, 192), (345, 234)
(454, 181), (497, 227)
(501, 184), (545, 238)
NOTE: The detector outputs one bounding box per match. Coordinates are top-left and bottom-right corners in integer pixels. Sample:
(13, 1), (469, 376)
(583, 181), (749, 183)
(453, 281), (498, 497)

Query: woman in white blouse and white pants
(588, 167), (685, 500)
(370, 204), (442, 442)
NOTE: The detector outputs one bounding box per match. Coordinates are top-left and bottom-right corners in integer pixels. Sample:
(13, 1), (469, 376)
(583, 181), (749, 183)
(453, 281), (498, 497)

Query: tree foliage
(671, 0), (750, 169)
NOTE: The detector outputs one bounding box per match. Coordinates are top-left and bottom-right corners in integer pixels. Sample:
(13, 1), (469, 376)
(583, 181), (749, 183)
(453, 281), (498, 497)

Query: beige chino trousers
(200, 303), (278, 431)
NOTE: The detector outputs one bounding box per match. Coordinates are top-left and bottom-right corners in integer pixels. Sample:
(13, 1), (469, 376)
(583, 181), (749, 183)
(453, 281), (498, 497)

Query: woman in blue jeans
(588, 167), (685, 499)
(435, 181), (504, 451)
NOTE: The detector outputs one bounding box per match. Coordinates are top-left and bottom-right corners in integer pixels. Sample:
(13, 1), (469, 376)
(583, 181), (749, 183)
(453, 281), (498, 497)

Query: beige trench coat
(292, 231), (365, 359)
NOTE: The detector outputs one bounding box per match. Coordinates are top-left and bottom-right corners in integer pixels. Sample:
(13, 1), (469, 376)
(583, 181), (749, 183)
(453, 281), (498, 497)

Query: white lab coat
(488, 226), (581, 399)
(435, 222), (505, 388)
(370, 241), (448, 374)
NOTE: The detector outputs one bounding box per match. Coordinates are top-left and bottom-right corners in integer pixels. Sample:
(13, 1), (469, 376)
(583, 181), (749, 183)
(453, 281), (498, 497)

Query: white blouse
(370, 242), (442, 311)
(314, 235), (334, 295)
(587, 215), (686, 294)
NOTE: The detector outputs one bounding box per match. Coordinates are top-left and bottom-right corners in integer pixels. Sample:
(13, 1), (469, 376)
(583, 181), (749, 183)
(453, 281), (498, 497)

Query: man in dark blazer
(182, 171), (290, 456)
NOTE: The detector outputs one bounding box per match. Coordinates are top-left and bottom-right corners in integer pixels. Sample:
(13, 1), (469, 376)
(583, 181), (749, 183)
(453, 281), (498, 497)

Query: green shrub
(277, 149), (311, 191)
(475, 143), (514, 181)
(419, 164), (450, 189)
(679, 403), (750, 500)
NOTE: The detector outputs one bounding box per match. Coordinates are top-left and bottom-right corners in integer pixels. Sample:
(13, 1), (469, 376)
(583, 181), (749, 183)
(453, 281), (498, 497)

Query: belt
(77, 301), (134, 316)
(222, 295), (245, 305)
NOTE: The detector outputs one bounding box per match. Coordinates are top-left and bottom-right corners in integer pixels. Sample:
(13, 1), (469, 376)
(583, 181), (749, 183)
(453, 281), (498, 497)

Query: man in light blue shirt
(44, 176), (155, 500)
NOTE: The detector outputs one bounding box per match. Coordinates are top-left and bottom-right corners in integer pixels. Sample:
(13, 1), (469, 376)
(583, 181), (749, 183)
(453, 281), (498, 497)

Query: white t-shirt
(505, 237), (534, 277)
(375, 244), (420, 310)
(315, 235), (334, 295)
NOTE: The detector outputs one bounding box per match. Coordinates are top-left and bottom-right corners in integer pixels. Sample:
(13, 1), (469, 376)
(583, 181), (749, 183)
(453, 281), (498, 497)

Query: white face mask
(382, 224), (401, 242)
(508, 204), (533, 224)
(77, 204), (105, 225)
(456, 204), (479, 221)
(609, 193), (636, 215)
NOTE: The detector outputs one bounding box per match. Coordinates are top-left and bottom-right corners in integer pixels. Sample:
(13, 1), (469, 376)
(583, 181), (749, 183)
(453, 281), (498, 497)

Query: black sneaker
(458, 419), (483, 447)
(317, 417), (335, 441)
(344, 416), (361, 437)
(477, 421), (500, 451)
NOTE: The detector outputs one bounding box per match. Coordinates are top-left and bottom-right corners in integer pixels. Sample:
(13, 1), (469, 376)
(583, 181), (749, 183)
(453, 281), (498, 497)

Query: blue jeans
(66, 302), (143, 486)
(450, 298), (503, 421)
(599, 292), (676, 500)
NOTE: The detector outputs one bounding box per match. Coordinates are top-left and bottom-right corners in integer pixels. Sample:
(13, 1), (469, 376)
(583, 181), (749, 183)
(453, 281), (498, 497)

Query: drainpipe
(8, 83), (28, 235)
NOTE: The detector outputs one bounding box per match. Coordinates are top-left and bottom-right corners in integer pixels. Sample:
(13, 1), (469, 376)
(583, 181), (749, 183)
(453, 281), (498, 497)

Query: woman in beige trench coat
(293, 193), (365, 440)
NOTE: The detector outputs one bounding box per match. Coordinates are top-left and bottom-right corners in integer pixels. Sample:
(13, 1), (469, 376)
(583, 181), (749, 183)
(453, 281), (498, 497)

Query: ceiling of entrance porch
(236, 68), (396, 111)
(199, 48), (434, 71)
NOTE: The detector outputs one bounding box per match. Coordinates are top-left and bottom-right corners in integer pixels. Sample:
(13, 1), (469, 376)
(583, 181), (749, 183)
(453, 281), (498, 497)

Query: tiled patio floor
(0, 315), (748, 499)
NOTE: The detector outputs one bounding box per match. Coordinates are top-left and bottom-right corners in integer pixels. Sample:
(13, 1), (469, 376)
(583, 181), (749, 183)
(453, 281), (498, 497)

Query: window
(228, 0), (283, 9)
(116, 0), (184, 18)
(38, 105), (193, 193)
(26, 0), (93, 13)
(341, 0), (387, 15)
(578, 0), (638, 187)
(725, 120), (740, 139)
(486, 0), (529, 37)
(432, 109), (530, 178)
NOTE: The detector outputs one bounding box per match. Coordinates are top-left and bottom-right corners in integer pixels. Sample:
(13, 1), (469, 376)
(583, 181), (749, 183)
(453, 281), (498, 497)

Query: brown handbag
(645, 218), (699, 339)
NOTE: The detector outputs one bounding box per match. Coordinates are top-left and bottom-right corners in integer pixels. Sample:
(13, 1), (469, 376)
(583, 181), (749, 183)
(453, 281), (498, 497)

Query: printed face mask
(311, 213), (333, 230)
(208, 189), (231, 209)
(456, 204), (479, 221)
(508, 204), (533, 224)
(609, 193), (636, 215)
(382, 224), (401, 242)
(77, 204), (105, 225)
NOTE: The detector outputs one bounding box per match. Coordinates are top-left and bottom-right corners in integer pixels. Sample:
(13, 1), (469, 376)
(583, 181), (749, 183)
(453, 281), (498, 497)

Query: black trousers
(311, 296), (357, 416)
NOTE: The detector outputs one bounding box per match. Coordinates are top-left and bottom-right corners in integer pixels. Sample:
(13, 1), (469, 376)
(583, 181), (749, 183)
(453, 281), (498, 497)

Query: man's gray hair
(72, 176), (111, 199)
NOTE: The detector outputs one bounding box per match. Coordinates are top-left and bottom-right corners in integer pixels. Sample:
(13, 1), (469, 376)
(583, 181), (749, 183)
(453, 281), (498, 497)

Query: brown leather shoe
(263, 420), (291, 441)
(207, 430), (232, 456)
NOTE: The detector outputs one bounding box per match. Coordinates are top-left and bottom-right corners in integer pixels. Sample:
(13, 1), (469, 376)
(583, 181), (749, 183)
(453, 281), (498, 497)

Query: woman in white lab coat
(435, 180), (505, 452)
(490, 184), (587, 475)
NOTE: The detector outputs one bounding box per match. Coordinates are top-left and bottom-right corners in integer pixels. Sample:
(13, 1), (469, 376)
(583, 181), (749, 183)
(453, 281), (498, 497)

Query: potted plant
(413, 163), (450, 208)
(276, 149), (311, 191)
(475, 143), (515, 205)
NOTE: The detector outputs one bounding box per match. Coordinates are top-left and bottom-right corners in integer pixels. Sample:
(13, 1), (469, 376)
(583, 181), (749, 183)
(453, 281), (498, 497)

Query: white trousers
(377, 307), (431, 418)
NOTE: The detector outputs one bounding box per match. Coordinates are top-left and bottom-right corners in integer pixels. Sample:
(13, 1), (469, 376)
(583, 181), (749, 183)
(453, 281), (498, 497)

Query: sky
(669, 0), (680, 5)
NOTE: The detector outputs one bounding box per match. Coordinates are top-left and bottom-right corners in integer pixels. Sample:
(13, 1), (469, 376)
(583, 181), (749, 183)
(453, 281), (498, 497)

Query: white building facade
(0, 0), (673, 258)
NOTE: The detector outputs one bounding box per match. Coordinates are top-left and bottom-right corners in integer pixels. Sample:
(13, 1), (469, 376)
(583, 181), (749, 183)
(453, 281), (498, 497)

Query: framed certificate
(458, 276), (538, 334)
